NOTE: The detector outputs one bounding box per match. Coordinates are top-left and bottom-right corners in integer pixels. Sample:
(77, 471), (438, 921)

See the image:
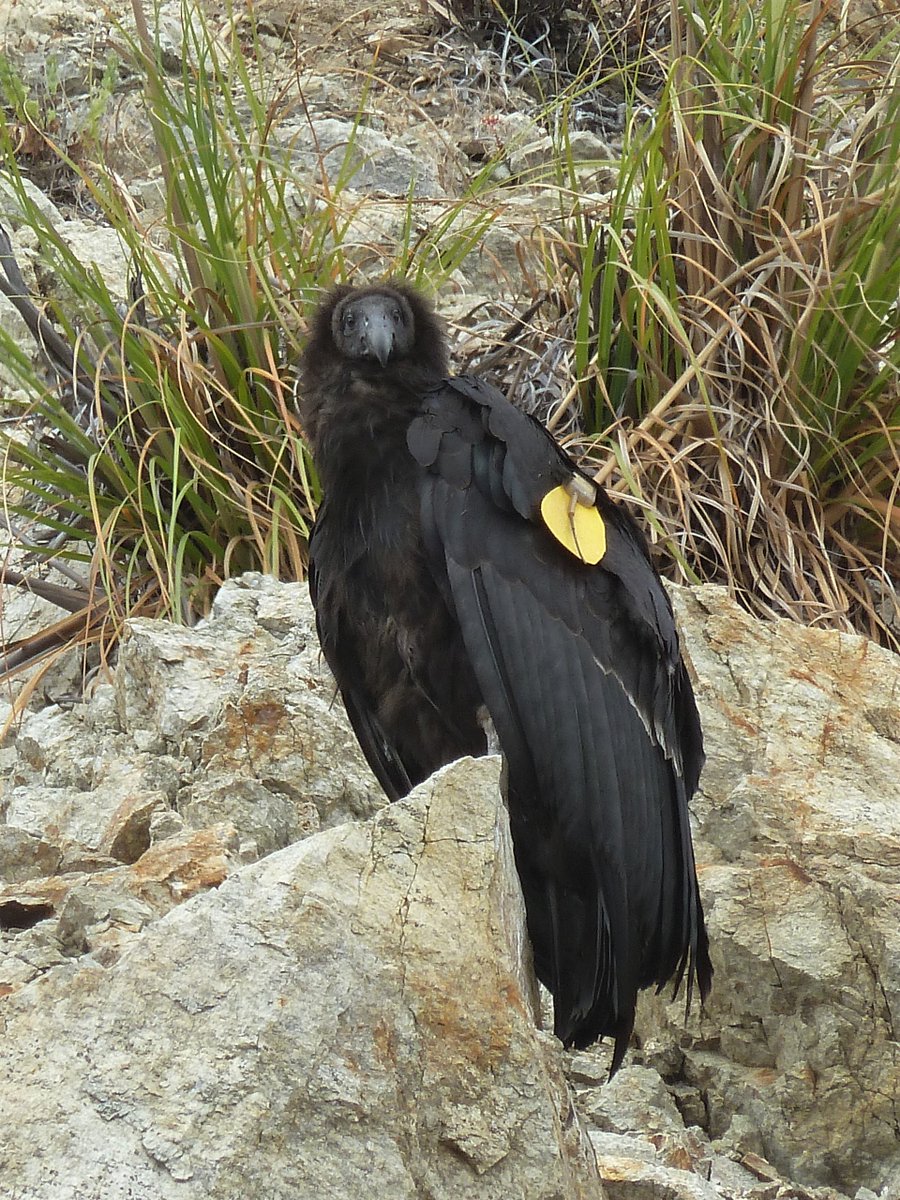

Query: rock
(566, 130), (615, 161)
(116, 574), (383, 832)
(280, 116), (447, 198)
(0, 822), (239, 990)
(4, 722), (185, 872)
(0, 757), (604, 1199)
(0, 575), (383, 987)
(0, 0), (110, 45)
(509, 134), (557, 179)
(0, 174), (64, 229)
(579, 1065), (699, 1143)
(0, 823), (238, 930)
(572, 1063), (722, 1197)
(590, 1144), (723, 1200)
(0, 824), (61, 883)
(49, 219), (133, 299)
(637, 584), (900, 1195)
(505, 128), (618, 191)
(284, 189), (547, 295)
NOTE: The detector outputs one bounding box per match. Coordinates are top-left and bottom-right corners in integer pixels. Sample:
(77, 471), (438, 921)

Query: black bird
(299, 281), (711, 1070)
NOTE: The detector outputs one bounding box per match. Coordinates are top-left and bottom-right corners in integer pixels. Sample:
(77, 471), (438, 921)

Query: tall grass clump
(0, 0), (500, 685)
(561, 0), (900, 647)
(0, 3), (323, 680)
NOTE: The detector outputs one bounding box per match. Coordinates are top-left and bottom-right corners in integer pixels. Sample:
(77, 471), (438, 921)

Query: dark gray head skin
(331, 289), (416, 367)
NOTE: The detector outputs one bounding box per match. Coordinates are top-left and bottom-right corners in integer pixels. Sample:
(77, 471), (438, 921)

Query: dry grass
(454, 0), (900, 649)
(0, 0), (898, 700)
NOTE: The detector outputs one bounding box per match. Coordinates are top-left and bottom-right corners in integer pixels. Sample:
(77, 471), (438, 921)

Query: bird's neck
(314, 362), (435, 494)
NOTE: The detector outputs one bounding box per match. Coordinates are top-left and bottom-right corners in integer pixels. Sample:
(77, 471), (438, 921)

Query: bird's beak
(364, 313), (395, 367)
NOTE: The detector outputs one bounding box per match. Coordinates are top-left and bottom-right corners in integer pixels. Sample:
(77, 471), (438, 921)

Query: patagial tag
(540, 483), (607, 564)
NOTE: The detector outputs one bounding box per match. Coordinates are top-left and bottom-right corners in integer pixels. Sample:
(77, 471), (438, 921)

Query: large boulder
(0, 756), (603, 1200)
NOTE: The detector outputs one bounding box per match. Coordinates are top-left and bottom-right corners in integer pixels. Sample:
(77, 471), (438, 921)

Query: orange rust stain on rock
(760, 856), (813, 885)
(595, 1157), (644, 1182)
(0, 875), (85, 911)
(207, 699), (289, 763)
(0, 830), (235, 958)
(372, 1017), (399, 1069)
(721, 702), (760, 737)
(241, 700), (285, 731)
(129, 828), (232, 899)
(658, 1143), (694, 1171)
(414, 975), (518, 1071)
(788, 668), (827, 692)
(750, 1068), (778, 1087)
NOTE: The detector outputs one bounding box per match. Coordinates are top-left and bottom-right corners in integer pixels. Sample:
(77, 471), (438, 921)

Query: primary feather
(299, 281), (711, 1070)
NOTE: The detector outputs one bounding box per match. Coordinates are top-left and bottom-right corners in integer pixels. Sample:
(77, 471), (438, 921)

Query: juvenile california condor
(298, 281), (711, 1070)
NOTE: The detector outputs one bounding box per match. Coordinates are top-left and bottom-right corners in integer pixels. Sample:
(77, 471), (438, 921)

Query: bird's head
(305, 282), (448, 379)
(330, 288), (416, 367)
(299, 283), (449, 445)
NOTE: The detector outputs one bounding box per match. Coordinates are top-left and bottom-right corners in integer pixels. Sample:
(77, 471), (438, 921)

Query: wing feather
(412, 379), (710, 1063)
(308, 519), (414, 801)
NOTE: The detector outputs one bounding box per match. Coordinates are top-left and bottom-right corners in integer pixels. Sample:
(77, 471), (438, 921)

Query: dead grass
(454, 0), (900, 649)
(0, 0), (898, 701)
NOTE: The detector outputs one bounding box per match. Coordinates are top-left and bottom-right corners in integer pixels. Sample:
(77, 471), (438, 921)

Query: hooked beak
(363, 313), (395, 367)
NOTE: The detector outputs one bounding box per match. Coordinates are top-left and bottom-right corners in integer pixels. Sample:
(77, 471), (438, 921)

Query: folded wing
(410, 376), (710, 1066)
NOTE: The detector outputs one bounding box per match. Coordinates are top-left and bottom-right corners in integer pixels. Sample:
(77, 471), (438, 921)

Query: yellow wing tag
(540, 483), (607, 564)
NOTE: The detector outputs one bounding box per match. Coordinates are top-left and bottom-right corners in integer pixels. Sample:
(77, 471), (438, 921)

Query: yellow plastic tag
(540, 484), (607, 564)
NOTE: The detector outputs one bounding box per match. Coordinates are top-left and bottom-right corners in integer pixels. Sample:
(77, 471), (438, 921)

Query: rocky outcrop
(639, 585), (900, 1197)
(2, 575), (898, 1199)
(1, 754), (603, 1200)
(0, 575), (383, 986)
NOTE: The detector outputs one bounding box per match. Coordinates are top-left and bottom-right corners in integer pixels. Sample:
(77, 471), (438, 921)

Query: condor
(298, 281), (711, 1070)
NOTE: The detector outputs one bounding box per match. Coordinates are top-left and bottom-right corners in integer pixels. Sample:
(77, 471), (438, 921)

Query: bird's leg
(478, 705), (502, 756)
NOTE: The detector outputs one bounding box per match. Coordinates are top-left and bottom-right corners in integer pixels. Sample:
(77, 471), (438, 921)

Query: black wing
(308, 496), (486, 802)
(308, 511), (414, 800)
(408, 374), (710, 1067)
